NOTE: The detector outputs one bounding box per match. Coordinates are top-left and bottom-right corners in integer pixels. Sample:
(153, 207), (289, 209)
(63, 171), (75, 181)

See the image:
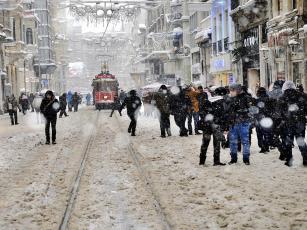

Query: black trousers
(59, 109), (68, 117)
(280, 123), (307, 163)
(200, 124), (224, 164)
(128, 113), (137, 134)
(174, 113), (187, 136)
(45, 117), (57, 142)
(9, 110), (18, 125)
(73, 104), (78, 112)
(159, 112), (170, 136)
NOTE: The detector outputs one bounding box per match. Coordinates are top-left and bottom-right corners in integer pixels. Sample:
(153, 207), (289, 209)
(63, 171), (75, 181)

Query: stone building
(230, 0), (269, 93)
(267, 0), (307, 90)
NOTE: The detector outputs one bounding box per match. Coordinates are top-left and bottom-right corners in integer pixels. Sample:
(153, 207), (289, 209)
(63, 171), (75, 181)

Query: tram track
(58, 110), (171, 230)
(115, 114), (172, 230)
(59, 111), (100, 230)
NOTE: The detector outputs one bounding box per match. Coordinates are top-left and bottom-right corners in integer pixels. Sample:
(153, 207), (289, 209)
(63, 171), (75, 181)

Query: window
(292, 0), (297, 9)
(225, 10), (229, 39)
(10, 17), (16, 41)
(26, 28), (33, 44)
(277, 0), (282, 15)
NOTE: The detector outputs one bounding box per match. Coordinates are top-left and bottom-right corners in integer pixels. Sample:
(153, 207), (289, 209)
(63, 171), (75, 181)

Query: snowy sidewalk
(118, 113), (307, 229)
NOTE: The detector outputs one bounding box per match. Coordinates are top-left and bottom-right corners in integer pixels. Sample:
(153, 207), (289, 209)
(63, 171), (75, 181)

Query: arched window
(26, 28), (33, 44)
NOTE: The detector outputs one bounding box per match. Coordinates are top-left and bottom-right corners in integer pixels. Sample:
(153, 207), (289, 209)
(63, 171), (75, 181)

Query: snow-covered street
(1, 107), (307, 229)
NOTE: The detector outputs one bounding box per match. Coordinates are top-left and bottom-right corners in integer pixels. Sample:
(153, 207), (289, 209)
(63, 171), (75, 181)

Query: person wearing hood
(59, 93), (69, 118)
(278, 81), (307, 167)
(120, 90), (142, 136)
(67, 91), (73, 112)
(40, 90), (60, 144)
(19, 93), (29, 115)
(5, 94), (20, 125)
(152, 85), (172, 138)
(199, 87), (228, 166)
(227, 83), (254, 165)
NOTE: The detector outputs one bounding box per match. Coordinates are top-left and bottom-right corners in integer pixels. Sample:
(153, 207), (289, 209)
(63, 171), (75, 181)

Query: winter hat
(129, 90), (137, 96)
(282, 81), (296, 93)
(257, 87), (267, 97)
(45, 90), (54, 98)
(229, 83), (242, 92)
(160, 85), (167, 90)
(214, 87), (227, 96)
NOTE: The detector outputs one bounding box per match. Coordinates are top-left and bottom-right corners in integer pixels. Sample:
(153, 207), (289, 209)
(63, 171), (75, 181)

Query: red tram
(92, 71), (119, 110)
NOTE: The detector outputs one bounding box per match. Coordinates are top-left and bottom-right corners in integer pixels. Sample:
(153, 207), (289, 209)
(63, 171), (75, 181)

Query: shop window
(261, 24), (268, 44)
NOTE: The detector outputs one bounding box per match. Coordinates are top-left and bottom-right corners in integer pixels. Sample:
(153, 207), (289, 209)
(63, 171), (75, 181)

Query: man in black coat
(40, 90), (60, 144)
(169, 87), (191, 137)
(278, 81), (307, 167)
(120, 90), (142, 136)
(199, 87), (227, 166)
(59, 93), (69, 118)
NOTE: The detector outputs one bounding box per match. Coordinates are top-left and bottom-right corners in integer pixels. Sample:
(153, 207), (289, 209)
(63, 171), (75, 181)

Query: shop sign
(228, 74), (236, 84)
(213, 59), (225, 69)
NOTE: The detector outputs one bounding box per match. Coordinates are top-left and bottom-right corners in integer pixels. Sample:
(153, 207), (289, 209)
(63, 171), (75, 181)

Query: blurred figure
(40, 91), (60, 145)
(86, 93), (92, 106)
(19, 93), (29, 115)
(67, 91), (73, 112)
(152, 85), (172, 138)
(33, 93), (44, 124)
(187, 86), (201, 135)
(29, 93), (35, 112)
(72, 92), (81, 112)
(59, 93), (69, 118)
(119, 90), (127, 104)
(120, 90), (142, 136)
(110, 96), (122, 117)
(5, 95), (20, 125)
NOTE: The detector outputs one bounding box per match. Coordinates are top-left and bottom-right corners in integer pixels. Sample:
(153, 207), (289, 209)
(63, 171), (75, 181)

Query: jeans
(187, 112), (200, 133)
(45, 117), (57, 142)
(229, 122), (251, 161)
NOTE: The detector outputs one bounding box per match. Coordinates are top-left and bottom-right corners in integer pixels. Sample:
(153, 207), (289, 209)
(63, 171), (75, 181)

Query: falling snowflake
(260, 117), (273, 129)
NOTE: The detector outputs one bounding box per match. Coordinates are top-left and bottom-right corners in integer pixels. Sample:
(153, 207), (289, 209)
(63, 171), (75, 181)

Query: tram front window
(96, 81), (117, 92)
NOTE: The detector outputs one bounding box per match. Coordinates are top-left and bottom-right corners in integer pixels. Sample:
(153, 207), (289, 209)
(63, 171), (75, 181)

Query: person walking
(67, 91), (73, 112)
(19, 93), (29, 115)
(110, 96), (122, 117)
(278, 81), (307, 167)
(40, 91), (60, 145)
(227, 84), (254, 165)
(29, 93), (35, 112)
(120, 90), (142, 136)
(72, 92), (81, 112)
(86, 93), (92, 106)
(199, 87), (228, 166)
(187, 86), (201, 135)
(5, 95), (20, 125)
(152, 85), (172, 138)
(33, 93), (43, 124)
(59, 93), (69, 118)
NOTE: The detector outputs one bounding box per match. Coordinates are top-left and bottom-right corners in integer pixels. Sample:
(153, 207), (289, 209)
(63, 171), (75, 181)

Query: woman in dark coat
(40, 91), (60, 144)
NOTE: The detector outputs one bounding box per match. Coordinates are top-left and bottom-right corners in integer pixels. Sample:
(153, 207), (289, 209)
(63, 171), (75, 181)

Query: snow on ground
(69, 111), (164, 229)
(0, 107), (307, 229)
(0, 107), (100, 229)
(118, 112), (307, 229)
